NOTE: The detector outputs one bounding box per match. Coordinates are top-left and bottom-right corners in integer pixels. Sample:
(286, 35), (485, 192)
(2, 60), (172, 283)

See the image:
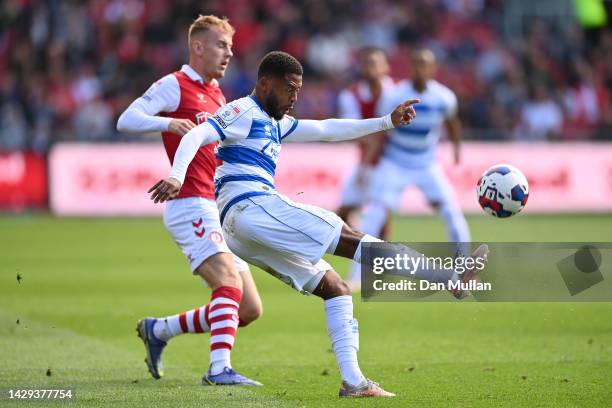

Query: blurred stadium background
(2, 0), (612, 214)
(2, 1), (612, 407)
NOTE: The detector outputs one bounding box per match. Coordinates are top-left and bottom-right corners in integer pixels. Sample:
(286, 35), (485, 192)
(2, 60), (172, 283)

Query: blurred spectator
(515, 83), (563, 141)
(2, 0), (612, 150)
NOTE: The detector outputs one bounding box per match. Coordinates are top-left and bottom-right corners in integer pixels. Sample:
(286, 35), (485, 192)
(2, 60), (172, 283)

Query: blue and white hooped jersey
(378, 79), (457, 168)
(207, 95), (299, 224)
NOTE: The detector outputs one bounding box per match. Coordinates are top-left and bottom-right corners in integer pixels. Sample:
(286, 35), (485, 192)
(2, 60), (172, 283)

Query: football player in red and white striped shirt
(117, 15), (261, 386)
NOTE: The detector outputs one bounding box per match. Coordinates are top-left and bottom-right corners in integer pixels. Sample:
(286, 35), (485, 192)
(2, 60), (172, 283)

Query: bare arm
(444, 116), (462, 164)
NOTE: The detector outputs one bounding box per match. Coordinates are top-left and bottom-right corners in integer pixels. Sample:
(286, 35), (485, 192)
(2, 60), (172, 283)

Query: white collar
(180, 65), (219, 87)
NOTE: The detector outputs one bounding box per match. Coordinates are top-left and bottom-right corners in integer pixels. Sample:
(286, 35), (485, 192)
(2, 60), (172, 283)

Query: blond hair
(188, 15), (235, 43)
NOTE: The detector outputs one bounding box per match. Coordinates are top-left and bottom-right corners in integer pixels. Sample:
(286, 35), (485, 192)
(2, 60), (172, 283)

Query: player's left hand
(148, 177), (182, 203)
(391, 99), (420, 126)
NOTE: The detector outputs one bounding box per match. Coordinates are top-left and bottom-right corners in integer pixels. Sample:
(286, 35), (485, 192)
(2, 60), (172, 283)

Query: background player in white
(148, 51), (488, 397)
(347, 48), (470, 287)
(116, 15), (261, 386)
(336, 47), (393, 240)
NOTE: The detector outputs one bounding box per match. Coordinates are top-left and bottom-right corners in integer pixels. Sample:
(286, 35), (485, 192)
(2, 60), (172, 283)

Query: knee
(195, 254), (242, 289)
(239, 303), (263, 326)
(327, 278), (352, 297)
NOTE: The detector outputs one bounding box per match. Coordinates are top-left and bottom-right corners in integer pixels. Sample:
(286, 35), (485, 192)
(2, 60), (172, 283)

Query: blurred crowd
(2, 0), (612, 151)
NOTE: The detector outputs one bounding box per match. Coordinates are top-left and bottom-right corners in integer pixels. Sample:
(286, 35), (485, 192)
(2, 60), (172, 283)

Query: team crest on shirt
(197, 93), (205, 102)
(209, 231), (224, 244)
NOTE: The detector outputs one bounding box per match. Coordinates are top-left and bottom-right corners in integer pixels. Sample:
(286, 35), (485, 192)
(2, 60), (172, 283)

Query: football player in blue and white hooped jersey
(347, 48), (471, 286)
(148, 51), (487, 398)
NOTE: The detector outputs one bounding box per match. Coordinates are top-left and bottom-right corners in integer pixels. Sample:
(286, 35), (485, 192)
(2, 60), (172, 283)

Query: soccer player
(347, 48), (470, 286)
(116, 15), (261, 386)
(336, 47), (394, 242)
(148, 51), (487, 397)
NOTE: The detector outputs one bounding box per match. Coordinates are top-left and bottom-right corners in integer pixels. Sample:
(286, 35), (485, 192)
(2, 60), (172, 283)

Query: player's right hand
(148, 177), (182, 203)
(391, 99), (420, 126)
(168, 119), (196, 136)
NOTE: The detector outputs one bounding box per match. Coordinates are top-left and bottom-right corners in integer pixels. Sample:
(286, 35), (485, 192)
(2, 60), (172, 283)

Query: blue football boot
(202, 367), (262, 386)
(136, 318), (167, 379)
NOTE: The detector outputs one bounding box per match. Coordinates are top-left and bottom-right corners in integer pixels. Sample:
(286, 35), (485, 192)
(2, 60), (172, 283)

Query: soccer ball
(476, 164), (529, 218)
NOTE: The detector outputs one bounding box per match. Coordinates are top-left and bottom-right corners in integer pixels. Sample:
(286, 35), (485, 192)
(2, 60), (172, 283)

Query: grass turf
(1, 214), (611, 407)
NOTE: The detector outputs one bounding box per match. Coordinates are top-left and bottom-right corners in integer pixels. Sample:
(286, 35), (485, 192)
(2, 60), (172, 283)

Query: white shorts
(339, 165), (372, 207)
(368, 158), (457, 210)
(163, 197), (249, 274)
(222, 193), (344, 294)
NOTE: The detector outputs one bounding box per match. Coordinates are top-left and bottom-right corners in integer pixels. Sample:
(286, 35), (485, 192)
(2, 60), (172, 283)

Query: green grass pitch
(1, 214), (612, 407)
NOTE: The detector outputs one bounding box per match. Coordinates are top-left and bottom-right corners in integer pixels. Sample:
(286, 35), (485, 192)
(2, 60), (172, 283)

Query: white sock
(387, 244), (459, 284)
(325, 295), (365, 386)
(360, 202), (388, 237)
(438, 203), (471, 257)
(353, 235), (458, 285)
(152, 306), (211, 342)
(153, 315), (185, 342)
(209, 349), (231, 375)
(352, 234), (383, 265)
(349, 234), (384, 282)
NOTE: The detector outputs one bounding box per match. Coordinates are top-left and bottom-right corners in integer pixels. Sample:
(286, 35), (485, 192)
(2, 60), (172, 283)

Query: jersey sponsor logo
(261, 140), (281, 161)
(213, 115), (228, 128)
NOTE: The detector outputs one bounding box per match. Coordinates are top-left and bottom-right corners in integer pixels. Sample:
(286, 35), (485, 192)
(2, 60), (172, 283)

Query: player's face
(360, 51), (389, 81)
(192, 27), (234, 79)
(263, 73), (302, 120)
(412, 50), (436, 82)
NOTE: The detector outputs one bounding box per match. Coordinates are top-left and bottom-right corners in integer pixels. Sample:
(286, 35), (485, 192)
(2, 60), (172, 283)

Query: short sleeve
(279, 115), (299, 141)
(140, 74), (180, 113)
(208, 101), (254, 141)
(442, 88), (458, 119)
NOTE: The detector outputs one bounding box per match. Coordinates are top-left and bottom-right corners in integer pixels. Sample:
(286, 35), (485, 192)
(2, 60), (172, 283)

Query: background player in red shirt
(117, 15), (261, 386)
(336, 48), (394, 264)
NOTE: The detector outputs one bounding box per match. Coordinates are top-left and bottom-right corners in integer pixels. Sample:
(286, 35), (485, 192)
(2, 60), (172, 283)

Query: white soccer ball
(476, 164), (529, 218)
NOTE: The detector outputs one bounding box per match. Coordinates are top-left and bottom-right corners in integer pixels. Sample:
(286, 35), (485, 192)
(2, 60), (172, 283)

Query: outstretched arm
(148, 122), (221, 203)
(283, 99), (419, 142)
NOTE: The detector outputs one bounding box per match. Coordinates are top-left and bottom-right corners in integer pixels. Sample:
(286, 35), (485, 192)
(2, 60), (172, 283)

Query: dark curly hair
(257, 51), (303, 79)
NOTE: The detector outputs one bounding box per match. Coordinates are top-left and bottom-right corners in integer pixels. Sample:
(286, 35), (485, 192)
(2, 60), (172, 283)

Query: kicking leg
(347, 201), (392, 285)
(336, 223), (487, 298)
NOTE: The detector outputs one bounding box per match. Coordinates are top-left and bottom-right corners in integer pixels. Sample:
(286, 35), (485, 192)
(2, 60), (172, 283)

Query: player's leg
(307, 269), (394, 397)
(347, 159), (408, 285)
(137, 198), (260, 385)
(222, 195), (394, 397)
(334, 222), (487, 298)
(418, 164), (471, 255)
(336, 165), (366, 227)
(235, 263), (263, 327)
